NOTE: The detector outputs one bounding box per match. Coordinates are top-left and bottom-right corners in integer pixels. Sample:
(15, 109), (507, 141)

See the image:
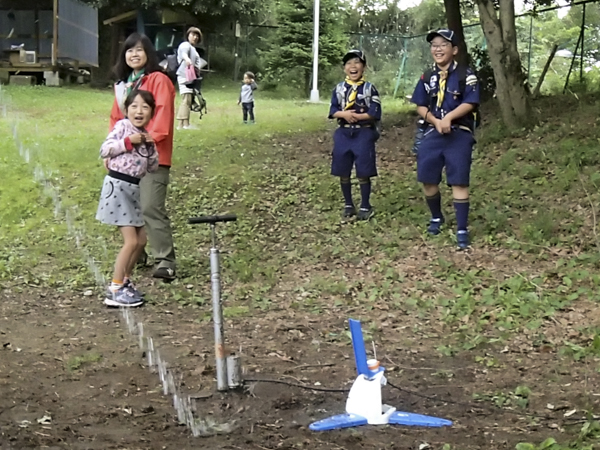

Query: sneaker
(182, 124), (197, 130)
(105, 283), (143, 302)
(153, 266), (176, 281)
(427, 217), (445, 235)
(124, 280), (145, 298)
(104, 286), (144, 307)
(357, 207), (374, 221)
(457, 230), (470, 249)
(342, 205), (356, 218)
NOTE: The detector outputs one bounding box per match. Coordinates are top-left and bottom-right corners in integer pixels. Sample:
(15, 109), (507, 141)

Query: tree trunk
(533, 44), (558, 98)
(443, 0), (470, 67)
(477, 0), (534, 129)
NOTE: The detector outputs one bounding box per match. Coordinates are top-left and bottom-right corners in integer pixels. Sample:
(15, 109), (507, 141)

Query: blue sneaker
(124, 279), (145, 299)
(457, 230), (470, 249)
(104, 286), (144, 308)
(427, 217), (445, 235)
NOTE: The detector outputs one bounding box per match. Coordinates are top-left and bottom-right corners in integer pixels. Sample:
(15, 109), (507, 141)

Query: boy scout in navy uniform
(329, 50), (382, 221)
(411, 29), (479, 249)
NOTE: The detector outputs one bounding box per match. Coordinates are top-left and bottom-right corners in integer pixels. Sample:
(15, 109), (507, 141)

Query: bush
(470, 45), (496, 100)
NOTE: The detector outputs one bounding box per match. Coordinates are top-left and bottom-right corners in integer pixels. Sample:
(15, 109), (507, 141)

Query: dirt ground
(1, 122), (599, 449)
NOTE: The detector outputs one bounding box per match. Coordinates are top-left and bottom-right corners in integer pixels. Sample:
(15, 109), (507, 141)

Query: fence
(350, 0), (600, 97)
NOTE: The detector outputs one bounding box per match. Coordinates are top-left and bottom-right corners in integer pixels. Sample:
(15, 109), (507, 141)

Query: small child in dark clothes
(238, 71), (258, 124)
(328, 50), (382, 221)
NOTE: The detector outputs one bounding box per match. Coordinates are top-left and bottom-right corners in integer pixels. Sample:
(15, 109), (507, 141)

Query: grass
(1, 79), (600, 448)
(66, 352), (102, 371)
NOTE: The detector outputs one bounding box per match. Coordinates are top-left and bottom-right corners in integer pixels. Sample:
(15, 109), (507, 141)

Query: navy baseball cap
(343, 49), (366, 65)
(426, 29), (458, 46)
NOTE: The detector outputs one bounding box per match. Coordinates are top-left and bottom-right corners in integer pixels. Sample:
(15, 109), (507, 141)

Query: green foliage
(260, 0), (348, 94)
(516, 419), (600, 449)
(474, 385), (531, 409)
(347, 0), (411, 34)
(470, 45), (495, 100)
(81, 0), (264, 19)
(66, 352), (102, 371)
(407, 0), (446, 33)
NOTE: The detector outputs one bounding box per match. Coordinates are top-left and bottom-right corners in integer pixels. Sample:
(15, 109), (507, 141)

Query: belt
(108, 170), (140, 185)
(341, 124), (373, 129)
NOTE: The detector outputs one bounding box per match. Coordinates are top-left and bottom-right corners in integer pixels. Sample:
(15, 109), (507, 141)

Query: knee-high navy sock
(425, 191), (443, 219)
(358, 178), (371, 209)
(453, 198), (470, 231)
(340, 177), (353, 206)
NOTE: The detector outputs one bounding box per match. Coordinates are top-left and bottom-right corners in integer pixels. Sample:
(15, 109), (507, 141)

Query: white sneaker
(183, 124), (197, 130)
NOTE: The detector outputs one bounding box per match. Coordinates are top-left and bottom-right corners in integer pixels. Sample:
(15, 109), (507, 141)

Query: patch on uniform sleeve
(429, 74), (437, 90)
(466, 74), (478, 86)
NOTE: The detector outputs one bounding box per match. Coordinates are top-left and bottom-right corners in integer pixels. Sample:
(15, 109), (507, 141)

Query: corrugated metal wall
(57, 0), (98, 66)
(0, 9), (51, 55)
(1, 1), (97, 65)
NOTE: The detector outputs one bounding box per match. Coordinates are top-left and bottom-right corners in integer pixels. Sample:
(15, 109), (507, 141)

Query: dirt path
(2, 276), (596, 449)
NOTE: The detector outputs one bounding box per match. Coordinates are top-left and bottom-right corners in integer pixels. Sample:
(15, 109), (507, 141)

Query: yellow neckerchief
(436, 61), (456, 108)
(437, 70), (448, 108)
(344, 76), (366, 110)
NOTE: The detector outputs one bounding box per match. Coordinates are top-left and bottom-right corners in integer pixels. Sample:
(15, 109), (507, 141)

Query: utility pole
(309, 0), (320, 103)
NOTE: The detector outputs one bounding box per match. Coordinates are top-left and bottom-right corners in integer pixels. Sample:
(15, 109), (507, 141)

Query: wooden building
(0, 0), (98, 85)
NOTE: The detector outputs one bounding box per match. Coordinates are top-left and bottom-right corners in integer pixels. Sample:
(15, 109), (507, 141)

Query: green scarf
(126, 69), (145, 95)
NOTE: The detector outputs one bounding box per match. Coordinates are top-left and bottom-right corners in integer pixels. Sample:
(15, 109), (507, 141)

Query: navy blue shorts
(417, 128), (475, 186)
(331, 127), (378, 178)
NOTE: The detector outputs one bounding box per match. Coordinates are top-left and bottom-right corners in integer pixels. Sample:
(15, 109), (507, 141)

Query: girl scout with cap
(328, 49), (382, 221)
(410, 29), (479, 249)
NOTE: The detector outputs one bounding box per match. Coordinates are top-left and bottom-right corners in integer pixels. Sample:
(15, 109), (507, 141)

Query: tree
(443, 0), (469, 66)
(81, 0), (263, 19)
(475, 0), (533, 129)
(347, 0), (411, 35)
(260, 0), (348, 94)
(408, 0), (447, 33)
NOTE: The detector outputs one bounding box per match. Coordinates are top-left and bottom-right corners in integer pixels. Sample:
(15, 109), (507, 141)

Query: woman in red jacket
(110, 33), (177, 280)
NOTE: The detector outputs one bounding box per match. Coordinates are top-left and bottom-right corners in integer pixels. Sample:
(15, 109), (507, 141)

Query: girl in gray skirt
(97, 89), (159, 307)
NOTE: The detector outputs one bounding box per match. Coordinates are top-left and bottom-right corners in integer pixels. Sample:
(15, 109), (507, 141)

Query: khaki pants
(140, 166), (176, 270)
(176, 93), (193, 121)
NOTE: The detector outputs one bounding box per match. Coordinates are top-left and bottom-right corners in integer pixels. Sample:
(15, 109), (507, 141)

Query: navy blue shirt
(329, 82), (382, 126)
(411, 61), (479, 130)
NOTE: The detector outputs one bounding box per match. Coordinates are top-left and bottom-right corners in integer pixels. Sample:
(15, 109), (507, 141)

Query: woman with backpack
(176, 26), (204, 130)
(109, 32), (178, 281)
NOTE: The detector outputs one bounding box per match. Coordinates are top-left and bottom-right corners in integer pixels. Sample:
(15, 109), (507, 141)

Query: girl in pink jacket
(96, 89), (158, 307)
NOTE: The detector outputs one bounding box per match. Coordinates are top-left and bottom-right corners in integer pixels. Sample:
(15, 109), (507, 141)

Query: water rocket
(309, 319), (453, 431)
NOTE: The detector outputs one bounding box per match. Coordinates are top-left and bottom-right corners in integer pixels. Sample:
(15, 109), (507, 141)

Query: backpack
(335, 81), (381, 137)
(165, 53), (179, 81)
(422, 64), (481, 129)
